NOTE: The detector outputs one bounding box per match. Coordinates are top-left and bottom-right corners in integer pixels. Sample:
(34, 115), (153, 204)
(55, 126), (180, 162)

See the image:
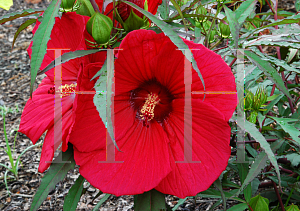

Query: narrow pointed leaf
(91, 58), (107, 81)
(30, 145), (75, 211)
(134, 189), (166, 211)
(30, 0), (61, 96)
(244, 50), (292, 100)
(224, 6), (239, 49)
(121, 0), (205, 93)
(0, 8), (43, 25)
(232, 139), (284, 198)
(235, 0), (257, 26)
(92, 194), (111, 211)
(38, 49), (102, 76)
(227, 203), (248, 211)
(63, 175), (85, 211)
(12, 19), (36, 50)
(236, 117), (281, 187)
(172, 197), (187, 211)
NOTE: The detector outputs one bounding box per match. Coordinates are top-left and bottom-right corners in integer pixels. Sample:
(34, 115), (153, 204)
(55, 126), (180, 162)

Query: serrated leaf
(269, 117), (300, 147)
(244, 34), (300, 50)
(91, 58), (106, 81)
(38, 49), (102, 76)
(30, 145), (75, 211)
(227, 203), (248, 211)
(30, 0), (61, 96)
(12, 19), (36, 50)
(235, 0), (257, 26)
(232, 140), (284, 198)
(286, 153), (300, 167)
(249, 195), (269, 211)
(0, 0), (13, 10)
(121, 0), (205, 93)
(224, 6), (239, 49)
(244, 50), (292, 100)
(0, 8), (43, 25)
(92, 194), (111, 211)
(237, 163), (252, 202)
(263, 94), (284, 115)
(134, 189), (166, 211)
(63, 175), (85, 211)
(236, 117), (282, 188)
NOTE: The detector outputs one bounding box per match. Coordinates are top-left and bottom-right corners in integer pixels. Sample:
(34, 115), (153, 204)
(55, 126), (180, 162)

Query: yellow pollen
(58, 83), (77, 97)
(140, 93), (160, 121)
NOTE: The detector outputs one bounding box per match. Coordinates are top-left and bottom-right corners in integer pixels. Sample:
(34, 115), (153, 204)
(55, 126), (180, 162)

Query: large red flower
(70, 29), (237, 198)
(19, 12), (105, 172)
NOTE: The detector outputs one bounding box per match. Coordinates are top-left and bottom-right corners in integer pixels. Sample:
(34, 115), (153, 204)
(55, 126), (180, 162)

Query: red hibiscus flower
(70, 29), (237, 198)
(19, 12), (105, 173)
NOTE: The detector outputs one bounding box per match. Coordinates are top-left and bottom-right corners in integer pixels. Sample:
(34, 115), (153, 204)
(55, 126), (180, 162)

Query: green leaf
(169, 0), (188, 30)
(12, 19), (36, 50)
(235, 0), (257, 26)
(30, 145), (75, 211)
(237, 163), (252, 202)
(286, 204), (300, 211)
(269, 117), (300, 147)
(121, 0), (205, 93)
(63, 175), (85, 211)
(0, 0), (13, 10)
(30, 0), (61, 96)
(263, 94), (284, 115)
(227, 203), (248, 211)
(0, 8), (43, 25)
(233, 140), (284, 199)
(172, 197), (187, 211)
(134, 189), (166, 211)
(286, 153), (300, 167)
(244, 50), (292, 100)
(38, 49), (102, 76)
(224, 6), (239, 49)
(249, 194), (269, 211)
(251, 50), (300, 74)
(91, 58), (107, 81)
(92, 194), (111, 211)
(157, 0), (170, 19)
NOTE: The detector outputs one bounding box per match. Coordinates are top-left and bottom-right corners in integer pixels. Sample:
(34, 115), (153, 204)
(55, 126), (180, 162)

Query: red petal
(38, 109), (73, 173)
(148, 0), (162, 14)
(183, 39), (237, 121)
(115, 30), (168, 95)
(155, 98), (231, 198)
(19, 77), (74, 144)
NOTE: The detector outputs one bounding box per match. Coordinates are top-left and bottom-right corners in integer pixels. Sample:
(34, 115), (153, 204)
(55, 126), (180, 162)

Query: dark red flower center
(130, 79), (173, 126)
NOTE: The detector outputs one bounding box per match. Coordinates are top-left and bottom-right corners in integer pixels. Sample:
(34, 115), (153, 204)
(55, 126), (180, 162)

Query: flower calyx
(114, 0), (150, 32)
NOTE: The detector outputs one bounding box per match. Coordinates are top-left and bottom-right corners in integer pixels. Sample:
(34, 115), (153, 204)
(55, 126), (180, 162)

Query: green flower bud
(123, 10), (146, 32)
(76, 0), (95, 17)
(219, 19), (231, 38)
(253, 87), (267, 110)
(61, 0), (76, 10)
(244, 89), (254, 110)
(86, 12), (113, 44)
(195, 5), (207, 22)
(248, 110), (258, 124)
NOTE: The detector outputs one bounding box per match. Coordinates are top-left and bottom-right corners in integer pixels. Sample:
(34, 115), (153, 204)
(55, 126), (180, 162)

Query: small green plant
(0, 105), (41, 196)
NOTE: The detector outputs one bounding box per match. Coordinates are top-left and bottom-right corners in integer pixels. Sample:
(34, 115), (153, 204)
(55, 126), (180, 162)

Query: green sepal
(76, 0), (95, 17)
(123, 10), (145, 32)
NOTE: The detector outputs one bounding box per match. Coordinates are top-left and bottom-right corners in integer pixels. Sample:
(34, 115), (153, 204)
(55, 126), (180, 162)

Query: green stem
(2, 110), (15, 172)
(205, 3), (221, 47)
(285, 175), (300, 207)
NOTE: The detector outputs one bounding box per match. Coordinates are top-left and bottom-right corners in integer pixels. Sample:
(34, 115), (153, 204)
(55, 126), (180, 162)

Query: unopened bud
(244, 90), (254, 110)
(76, 0), (95, 17)
(86, 12), (113, 44)
(196, 5), (207, 22)
(253, 87), (267, 110)
(219, 19), (231, 38)
(61, 0), (76, 9)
